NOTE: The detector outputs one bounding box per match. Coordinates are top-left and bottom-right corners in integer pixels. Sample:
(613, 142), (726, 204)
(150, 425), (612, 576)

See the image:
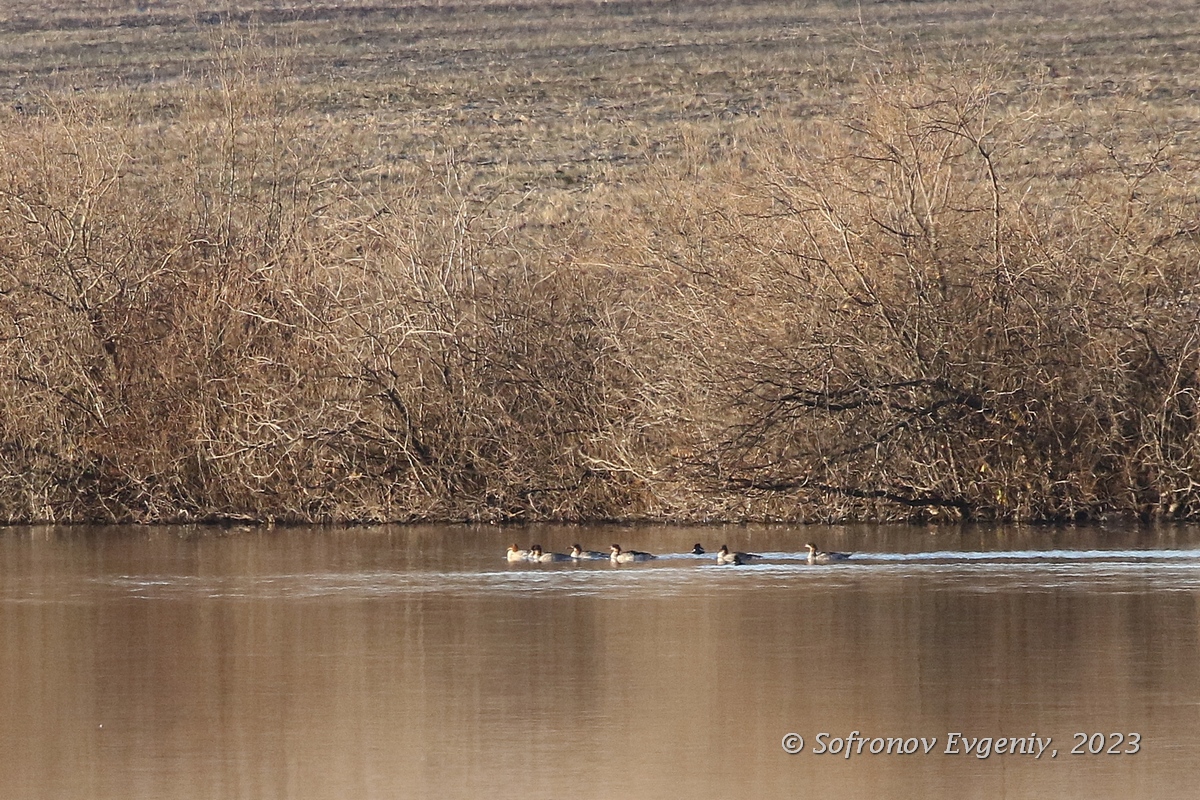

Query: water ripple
(74, 547), (1200, 600)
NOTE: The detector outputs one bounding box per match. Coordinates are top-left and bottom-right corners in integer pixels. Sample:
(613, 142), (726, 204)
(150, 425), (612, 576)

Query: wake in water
(66, 546), (1200, 603)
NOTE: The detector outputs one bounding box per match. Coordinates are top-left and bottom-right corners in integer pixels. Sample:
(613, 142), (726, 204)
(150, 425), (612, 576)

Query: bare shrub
(0, 47), (373, 522)
(341, 192), (682, 520)
(664, 61), (1200, 521)
(0, 46), (680, 523)
(1, 44), (1198, 524)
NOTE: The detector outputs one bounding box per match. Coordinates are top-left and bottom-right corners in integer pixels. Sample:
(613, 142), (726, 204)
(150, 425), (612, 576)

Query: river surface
(3, 523), (1199, 799)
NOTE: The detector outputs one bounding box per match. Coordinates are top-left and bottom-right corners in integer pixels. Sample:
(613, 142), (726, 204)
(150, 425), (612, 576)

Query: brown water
(2, 524), (1199, 799)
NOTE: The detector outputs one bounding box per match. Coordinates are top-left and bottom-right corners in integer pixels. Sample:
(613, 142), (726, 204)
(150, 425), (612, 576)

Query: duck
(570, 544), (607, 560)
(716, 544), (761, 565)
(805, 542), (852, 564)
(506, 544), (530, 562)
(528, 544), (571, 562)
(690, 543), (706, 555)
(610, 544), (656, 562)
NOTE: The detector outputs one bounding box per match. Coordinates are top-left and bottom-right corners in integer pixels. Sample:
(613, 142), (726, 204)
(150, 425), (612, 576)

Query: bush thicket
(1, 56), (1197, 523)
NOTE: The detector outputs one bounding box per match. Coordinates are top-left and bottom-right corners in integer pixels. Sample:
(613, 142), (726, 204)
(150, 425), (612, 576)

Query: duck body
(610, 544), (656, 562)
(716, 544), (761, 565)
(805, 543), (852, 564)
(570, 544), (607, 560)
(507, 544), (531, 562)
(528, 545), (571, 562)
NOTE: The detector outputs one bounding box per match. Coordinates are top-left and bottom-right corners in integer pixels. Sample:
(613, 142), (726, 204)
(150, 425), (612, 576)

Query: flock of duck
(506, 542), (852, 566)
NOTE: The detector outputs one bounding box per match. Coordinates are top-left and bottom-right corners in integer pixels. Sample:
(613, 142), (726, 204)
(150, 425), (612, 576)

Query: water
(2, 524), (1199, 799)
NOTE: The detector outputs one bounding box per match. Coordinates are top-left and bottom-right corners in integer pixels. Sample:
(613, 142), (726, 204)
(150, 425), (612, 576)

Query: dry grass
(0, 1), (1199, 523)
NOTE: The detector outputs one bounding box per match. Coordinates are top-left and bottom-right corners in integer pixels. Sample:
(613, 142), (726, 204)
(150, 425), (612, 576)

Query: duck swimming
(507, 544), (530, 562)
(570, 544), (607, 560)
(691, 544), (706, 555)
(528, 544), (571, 562)
(805, 542), (852, 564)
(716, 544), (761, 565)
(610, 544), (656, 562)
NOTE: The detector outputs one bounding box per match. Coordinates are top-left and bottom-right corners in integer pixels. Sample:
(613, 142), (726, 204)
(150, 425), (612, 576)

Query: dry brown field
(4, 0), (1198, 191)
(1, 0), (1198, 524)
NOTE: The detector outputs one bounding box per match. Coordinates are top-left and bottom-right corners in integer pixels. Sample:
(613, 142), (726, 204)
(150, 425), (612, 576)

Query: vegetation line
(1, 14), (1199, 524)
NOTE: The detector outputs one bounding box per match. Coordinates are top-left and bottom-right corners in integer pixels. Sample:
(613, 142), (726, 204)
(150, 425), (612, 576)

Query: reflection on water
(2, 525), (1199, 799)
